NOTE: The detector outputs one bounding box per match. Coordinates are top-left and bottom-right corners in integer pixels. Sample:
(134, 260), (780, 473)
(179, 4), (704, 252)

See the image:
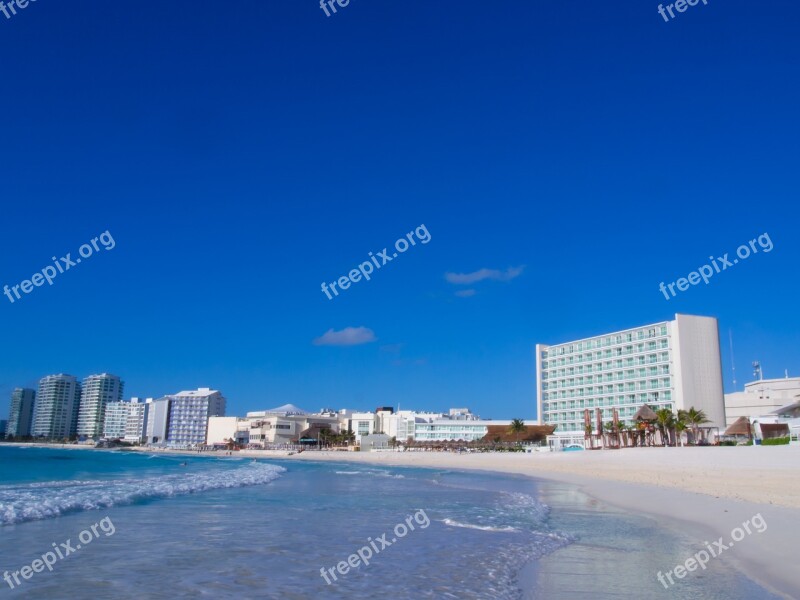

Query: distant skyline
(1, 0), (799, 421)
(2, 311), (796, 421)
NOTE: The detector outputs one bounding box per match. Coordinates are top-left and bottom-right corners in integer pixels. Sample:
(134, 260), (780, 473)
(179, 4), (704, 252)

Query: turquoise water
(0, 446), (781, 599)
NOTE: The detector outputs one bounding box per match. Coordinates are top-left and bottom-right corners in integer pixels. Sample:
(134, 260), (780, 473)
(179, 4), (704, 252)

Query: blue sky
(1, 0), (798, 421)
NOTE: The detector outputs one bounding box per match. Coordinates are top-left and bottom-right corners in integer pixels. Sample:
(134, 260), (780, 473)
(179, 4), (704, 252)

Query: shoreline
(4, 443), (798, 597)
(281, 447), (800, 599)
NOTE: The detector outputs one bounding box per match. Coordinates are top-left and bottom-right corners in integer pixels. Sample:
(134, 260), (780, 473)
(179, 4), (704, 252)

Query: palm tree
(319, 428), (336, 448)
(681, 408), (710, 445)
(508, 419), (526, 445)
(674, 419), (687, 448)
(603, 421), (616, 448)
(626, 424), (638, 447)
(340, 428), (355, 445)
(584, 423), (594, 449)
(654, 409), (675, 446)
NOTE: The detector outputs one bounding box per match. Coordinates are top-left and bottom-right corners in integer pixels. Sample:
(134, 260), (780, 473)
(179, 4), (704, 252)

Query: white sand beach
(9, 443), (798, 596)
(286, 446), (800, 599)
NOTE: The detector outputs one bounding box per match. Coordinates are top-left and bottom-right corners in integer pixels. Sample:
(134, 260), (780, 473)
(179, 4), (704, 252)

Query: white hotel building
(77, 373), (124, 438)
(32, 374), (82, 439)
(166, 388), (226, 447)
(536, 314), (726, 438)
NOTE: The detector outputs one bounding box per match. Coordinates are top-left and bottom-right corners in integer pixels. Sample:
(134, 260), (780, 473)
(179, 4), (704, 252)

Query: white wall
(671, 314), (726, 428)
(207, 416), (239, 445)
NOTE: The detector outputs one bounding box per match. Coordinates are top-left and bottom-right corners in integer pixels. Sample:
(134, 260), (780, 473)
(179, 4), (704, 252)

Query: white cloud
(444, 266), (525, 285)
(455, 289), (477, 297)
(313, 326), (377, 346)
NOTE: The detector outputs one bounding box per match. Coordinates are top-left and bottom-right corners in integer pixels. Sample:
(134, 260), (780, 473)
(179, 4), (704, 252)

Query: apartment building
(125, 399), (151, 443)
(6, 387), (35, 438)
(77, 373), (124, 438)
(32, 374), (82, 439)
(103, 401), (131, 439)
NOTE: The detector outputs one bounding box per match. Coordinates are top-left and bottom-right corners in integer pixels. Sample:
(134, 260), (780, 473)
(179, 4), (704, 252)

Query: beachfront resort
(3, 313), (798, 452)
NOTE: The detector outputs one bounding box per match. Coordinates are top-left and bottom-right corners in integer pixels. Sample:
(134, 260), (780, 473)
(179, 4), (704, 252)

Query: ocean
(0, 446), (780, 599)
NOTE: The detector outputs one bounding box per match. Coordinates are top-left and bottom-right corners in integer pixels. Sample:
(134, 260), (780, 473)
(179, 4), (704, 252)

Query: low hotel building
(724, 377), (800, 426)
(207, 405), (342, 448)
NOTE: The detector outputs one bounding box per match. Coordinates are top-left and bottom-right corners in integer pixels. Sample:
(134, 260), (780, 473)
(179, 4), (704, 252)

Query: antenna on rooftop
(752, 361), (762, 381)
(729, 330), (737, 390)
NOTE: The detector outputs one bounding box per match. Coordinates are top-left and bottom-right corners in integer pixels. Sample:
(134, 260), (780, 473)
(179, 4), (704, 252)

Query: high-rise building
(7, 388), (36, 438)
(536, 314), (726, 437)
(145, 398), (171, 445)
(125, 398), (151, 443)
(32, 374), (82, 439)
(165, 388), (226, 447)
(77, 374), (124, 438)
(0, 420), (6, 439)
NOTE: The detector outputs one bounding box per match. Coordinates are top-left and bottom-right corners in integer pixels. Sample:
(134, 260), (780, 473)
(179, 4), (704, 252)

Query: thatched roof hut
(724, 416), (751, 436)
(481, 424), (556, 444)
(632, 405), (658, 422)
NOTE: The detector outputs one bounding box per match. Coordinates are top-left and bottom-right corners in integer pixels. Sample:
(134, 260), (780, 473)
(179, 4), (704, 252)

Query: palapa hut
(481, 424), (556, 445)
(632, 404), (658, 447)
(724, 416), (752, 438)
(632, 404), (658, 422)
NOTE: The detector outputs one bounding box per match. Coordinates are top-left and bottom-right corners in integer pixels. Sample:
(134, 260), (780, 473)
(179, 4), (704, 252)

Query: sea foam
(0, 463), (285, 525)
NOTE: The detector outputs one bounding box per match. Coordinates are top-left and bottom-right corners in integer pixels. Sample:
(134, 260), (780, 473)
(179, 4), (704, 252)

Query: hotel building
(102, 397), (151, 442)
(6, 387), (36, 438)
(165, 388), (226, 447)
(412, 419), (512, 442)
(240, 405), (341, 447)
(536, 314), (726, 437)
(32, 374), (82, 439)
(77, 373), (124, 438)
(103, 400), (131, 439)
(724, 376), (800, 426)
(125, 399), (151, 443)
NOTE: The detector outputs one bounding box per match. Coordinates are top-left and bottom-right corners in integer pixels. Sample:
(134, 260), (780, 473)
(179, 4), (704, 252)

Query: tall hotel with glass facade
(536, 314), (726, 436)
